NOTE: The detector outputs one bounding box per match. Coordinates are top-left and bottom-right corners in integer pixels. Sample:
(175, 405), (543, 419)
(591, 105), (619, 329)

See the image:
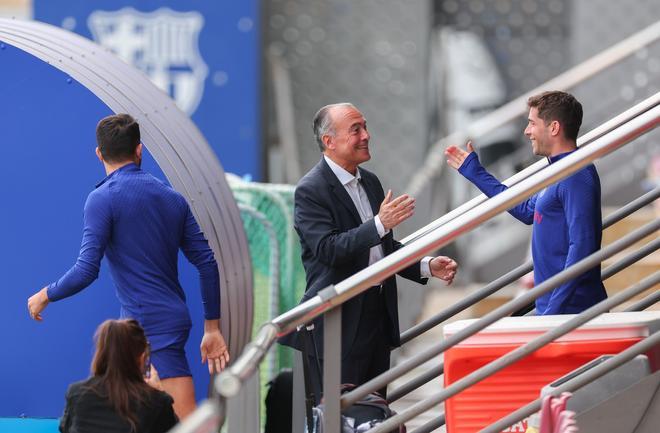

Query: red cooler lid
(442, 311), (660, 345)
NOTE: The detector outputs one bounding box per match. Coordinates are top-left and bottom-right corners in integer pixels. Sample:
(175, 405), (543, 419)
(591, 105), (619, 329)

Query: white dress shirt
(324, 155), (432, 277)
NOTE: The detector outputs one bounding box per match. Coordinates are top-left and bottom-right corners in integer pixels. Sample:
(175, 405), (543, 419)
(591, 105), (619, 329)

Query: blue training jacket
(459, 150), (607, 314)
(47, 163), (220, 334)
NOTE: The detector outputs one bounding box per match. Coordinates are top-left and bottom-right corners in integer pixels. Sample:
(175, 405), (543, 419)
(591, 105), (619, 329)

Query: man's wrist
(41, 287), (51, 304)
(204, 318), (221, 333)
(374, 215), (390, 237)
(420, 256), (433, 278)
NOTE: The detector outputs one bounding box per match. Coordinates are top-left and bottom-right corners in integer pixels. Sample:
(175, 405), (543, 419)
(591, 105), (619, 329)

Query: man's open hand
(430, 256), (458, 285)
(378, 189), (415, 230)
(445, 141), (475, 170)
(200, 320), (230, 374)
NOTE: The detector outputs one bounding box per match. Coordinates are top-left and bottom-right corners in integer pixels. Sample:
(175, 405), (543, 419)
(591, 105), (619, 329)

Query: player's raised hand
(445, 140), (475, 170)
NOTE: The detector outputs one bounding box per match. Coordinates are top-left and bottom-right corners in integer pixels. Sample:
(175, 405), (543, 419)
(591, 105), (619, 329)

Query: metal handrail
(402, 91), (660, 245)
(481, 329), (660, 433)
(624, 290), (660, 312)
(368, 271), (660, 433)
(168, 400), (224, 433)
(399, 185), (660, 345)
(388, 227), (660, 404)
(409, 413), (446, 433)
(387, 362), (444, 403)
(342, 219), (660, 408)
(602, 237), (660, 280)
(214, 102), (659, 402)
(405, 20), (660, 197)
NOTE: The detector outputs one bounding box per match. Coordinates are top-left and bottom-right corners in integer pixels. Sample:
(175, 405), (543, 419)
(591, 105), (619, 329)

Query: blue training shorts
(148, 329), (192, 379)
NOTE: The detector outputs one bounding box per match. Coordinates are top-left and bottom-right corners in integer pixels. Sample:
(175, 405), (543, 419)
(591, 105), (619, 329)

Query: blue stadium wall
(1, 0), (259, 418)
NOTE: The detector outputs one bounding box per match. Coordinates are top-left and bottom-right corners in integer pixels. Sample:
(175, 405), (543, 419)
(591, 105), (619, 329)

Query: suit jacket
(280, 157), (428, 359)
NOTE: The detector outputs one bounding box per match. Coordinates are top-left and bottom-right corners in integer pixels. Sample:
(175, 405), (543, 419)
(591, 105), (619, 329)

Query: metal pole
(409, 413), (446, 433)
(167, 399), (224, 433)
(323, 307), (343, 433)
(480, 330), (660, 433)
(367, 271), (660, 433)
(624, 291), (660, 312)
(387, 363), (444, 403)
(399, 264), (531, 344)
(601, 237), (660, 281)
(341, 219), (660, 408)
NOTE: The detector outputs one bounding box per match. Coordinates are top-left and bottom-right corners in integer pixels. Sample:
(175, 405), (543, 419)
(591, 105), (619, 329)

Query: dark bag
(300, 326), (404, 433)
(264, 369), (293, 433)
(306, 384), (405, 433)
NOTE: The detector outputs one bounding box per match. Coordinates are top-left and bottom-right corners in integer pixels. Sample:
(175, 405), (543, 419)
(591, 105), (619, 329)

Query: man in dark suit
(282, 103), (458, 400)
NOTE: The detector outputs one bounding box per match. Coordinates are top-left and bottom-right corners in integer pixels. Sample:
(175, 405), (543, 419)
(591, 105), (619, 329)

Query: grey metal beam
(324, 307), (343, 433)
(624, 290), (660, 312)
(409, 414), (446, 433)
(387, 362), (444, 404)
(602, 237), (660, 281)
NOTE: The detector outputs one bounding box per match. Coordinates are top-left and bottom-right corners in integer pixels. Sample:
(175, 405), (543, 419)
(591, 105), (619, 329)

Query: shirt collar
(96, 162), (140, 188)
(324, 155), (361, 186)
(548, 150), (576, 164)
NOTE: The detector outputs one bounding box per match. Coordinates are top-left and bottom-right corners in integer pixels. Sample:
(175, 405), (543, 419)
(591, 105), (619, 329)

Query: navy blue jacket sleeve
(294, 181), (382, 267)
(47, 190), (111, 301)
(180, 204), (221, 320)
(458, 152), (537, 225)
(541, 175), (601, 314)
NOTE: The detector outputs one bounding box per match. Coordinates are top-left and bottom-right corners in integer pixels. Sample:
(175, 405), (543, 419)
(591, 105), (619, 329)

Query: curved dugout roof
(0, 17), (253, 354)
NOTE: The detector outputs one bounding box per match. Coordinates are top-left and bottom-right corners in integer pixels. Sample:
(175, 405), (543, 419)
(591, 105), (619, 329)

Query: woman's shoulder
(66, 377), (100, 397)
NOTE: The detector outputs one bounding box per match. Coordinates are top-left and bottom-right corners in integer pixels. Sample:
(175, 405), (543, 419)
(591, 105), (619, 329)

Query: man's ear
(550, 120), (561, 137)
(322, 134), (334, 150)
(136, 142), (143, 160)
(95, 147), (104, 162)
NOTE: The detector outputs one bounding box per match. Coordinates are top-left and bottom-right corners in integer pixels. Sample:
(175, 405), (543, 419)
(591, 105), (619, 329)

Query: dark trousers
(306, 286), (392, 404)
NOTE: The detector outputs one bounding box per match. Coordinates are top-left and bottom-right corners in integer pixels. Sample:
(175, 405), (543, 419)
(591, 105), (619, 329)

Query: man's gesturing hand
(378, 189), (415, 231)
(430, 256), (458, 285)
(445, 141), (475, 170)
(201, 319), (230, 374)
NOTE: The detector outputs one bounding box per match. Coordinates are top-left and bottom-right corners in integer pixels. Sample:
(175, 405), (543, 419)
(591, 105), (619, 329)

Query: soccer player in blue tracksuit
(445, 91), (607, 315)
(27, 114), (229, 419)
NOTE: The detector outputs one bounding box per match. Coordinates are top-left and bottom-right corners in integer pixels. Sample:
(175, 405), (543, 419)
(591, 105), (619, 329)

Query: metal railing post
(324, 307), (343, 433)
(292, 352), (306, 433)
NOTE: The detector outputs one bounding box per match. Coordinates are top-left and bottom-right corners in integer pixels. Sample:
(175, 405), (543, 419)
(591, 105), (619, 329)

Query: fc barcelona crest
(89, 7), (208, 115)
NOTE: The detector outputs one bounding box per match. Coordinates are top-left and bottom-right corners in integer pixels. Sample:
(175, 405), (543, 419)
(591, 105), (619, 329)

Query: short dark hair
(527, 91), (583, 141)
(96, 114), (141, 163)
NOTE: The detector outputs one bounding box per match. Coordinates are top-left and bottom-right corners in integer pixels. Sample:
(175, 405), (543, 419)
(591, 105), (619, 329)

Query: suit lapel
(319, 158), (362, 225)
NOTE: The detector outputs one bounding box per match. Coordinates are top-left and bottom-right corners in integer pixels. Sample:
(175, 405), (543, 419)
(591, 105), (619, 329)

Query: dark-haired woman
(59, 319), (178, 433)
